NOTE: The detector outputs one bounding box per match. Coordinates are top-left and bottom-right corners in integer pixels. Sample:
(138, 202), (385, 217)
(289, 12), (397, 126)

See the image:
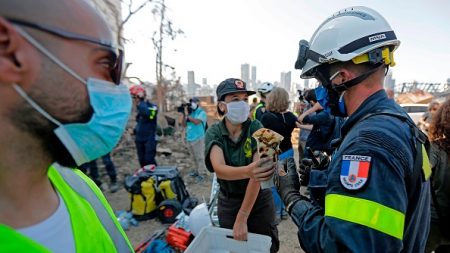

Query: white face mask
(191, 102), (198, 110)
(224, 101), (250, 125)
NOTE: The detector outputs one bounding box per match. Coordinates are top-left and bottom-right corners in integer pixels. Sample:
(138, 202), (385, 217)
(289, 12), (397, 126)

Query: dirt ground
(101, 120), (304, 253)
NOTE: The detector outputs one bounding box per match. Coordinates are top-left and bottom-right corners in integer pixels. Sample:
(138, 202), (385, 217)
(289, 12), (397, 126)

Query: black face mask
(313, 63), (384, 117)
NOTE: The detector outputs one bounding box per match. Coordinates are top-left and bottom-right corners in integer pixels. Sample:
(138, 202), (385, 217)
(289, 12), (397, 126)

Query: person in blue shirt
(183, 97), (208, 182)
(275, 6), (431, 252)
(298, 89), (336, 158)
(131, 86), (158, 167)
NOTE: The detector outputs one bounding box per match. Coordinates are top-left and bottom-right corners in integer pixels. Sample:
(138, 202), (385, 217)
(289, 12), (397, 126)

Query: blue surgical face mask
(314, 85), (347, 117)
(314, 85), (330, 113)
(12, 26), (131, 166)
(338, 93), (346, 116)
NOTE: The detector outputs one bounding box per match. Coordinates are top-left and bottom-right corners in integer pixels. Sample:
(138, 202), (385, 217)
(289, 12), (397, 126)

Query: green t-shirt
(205, 119), (263, 194)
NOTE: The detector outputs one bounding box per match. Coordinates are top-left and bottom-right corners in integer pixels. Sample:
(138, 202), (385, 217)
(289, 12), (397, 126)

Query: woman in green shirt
(205, 78), (279, 253)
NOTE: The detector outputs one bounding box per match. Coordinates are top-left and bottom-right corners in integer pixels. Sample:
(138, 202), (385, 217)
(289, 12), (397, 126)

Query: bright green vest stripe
(149, 107), (157, 120)
(0, 225), (52, 252)
(422, 145), (432, 180)
(253, 103), (264, 119)
(325, 194), (405, 239)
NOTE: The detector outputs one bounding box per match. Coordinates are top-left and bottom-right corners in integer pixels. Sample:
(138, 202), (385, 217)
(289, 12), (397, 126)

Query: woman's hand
(247, 157), (275, 181)
(298, 113), (306, 124)
(233, 210), (249, 241)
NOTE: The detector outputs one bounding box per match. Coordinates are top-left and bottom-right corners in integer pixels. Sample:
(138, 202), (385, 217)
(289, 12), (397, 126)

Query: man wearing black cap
(205, 78), (279, 252)
(184, 97), (208, 182)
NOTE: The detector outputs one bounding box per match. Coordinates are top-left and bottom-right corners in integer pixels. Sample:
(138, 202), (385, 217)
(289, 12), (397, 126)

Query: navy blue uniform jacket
(135, 100), (158, 142)
(290, 90), (431, 253)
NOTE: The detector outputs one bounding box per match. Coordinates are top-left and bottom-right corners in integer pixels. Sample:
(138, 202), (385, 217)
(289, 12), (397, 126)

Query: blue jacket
(135, 100), (158, 142)
(303, 110), (335, 155)
(290, 90), (431, 253)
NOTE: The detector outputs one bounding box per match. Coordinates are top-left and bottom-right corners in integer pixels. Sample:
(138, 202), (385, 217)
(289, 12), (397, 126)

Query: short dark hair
(304, 89), (317, 103)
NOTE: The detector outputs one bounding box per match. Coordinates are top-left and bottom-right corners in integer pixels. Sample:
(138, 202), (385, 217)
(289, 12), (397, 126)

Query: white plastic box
(185, 227), (272, 253)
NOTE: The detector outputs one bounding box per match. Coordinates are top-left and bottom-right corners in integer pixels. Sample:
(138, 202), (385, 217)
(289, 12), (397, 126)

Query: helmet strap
(331, 63), (383, 92)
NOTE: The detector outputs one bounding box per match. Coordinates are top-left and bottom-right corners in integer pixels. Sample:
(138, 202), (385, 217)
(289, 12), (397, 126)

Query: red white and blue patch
(340, 155), (371, 190)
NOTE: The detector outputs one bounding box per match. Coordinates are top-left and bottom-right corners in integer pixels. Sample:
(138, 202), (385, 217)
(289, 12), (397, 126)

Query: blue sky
(123, 0), (450, 87)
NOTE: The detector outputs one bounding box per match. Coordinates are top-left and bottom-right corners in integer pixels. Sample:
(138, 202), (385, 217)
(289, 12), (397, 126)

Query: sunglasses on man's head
(7, 18), (123, 84)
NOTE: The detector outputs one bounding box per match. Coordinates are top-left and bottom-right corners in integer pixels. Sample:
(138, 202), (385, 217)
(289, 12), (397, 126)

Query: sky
(122, 0), (450, 87)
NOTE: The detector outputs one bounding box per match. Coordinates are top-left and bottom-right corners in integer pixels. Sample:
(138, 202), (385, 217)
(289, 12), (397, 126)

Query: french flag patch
(340, 155), (371, 190)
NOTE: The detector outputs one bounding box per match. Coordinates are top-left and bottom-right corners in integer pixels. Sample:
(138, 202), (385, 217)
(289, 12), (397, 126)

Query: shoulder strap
(201, 121), (207, 130)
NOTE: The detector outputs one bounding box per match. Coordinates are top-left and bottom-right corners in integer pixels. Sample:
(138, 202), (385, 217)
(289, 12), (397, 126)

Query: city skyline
(185, 66), (292, 86)
(123, 0), (449, 88)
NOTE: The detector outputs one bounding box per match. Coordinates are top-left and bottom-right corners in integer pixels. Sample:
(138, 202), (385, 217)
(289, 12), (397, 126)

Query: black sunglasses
(7, 18), (123, 84)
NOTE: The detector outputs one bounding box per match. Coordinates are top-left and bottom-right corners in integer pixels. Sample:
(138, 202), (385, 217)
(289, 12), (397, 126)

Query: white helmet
(258, 82), (274, 94)
(188, 203), (212, 236)
(295, 6), (400, 79)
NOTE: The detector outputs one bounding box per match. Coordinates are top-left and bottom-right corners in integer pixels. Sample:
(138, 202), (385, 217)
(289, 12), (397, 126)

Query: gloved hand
(313, 150), (330, 169)
(299, 158), (313, 186)
(299, 150), (330, 186)
(274, 158), (306, 214)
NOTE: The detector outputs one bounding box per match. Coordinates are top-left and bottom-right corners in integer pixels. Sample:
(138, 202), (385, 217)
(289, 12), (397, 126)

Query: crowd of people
(1, 2), (449, 253)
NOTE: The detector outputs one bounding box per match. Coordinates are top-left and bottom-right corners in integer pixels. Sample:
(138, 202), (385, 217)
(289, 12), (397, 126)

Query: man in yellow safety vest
(0, 0), (134, 252)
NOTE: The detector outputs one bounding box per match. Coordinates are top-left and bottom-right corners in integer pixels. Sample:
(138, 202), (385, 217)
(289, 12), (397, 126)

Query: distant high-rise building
(202, 78), (208, 85)
(280, 71), (292, 91)
(251, 66), (257, 89)
(241, 63), (250, 85)
(187, 71), (196, 97)
(286, 71), (292, 92)
(188, 71), (195, 85)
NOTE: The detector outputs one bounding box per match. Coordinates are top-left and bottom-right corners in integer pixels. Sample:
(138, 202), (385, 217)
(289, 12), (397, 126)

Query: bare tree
(104, 0), (183, 111)
(103, 0), (153, 45)
(152, 0), (184, 112)
(118, 0), (153, 44)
